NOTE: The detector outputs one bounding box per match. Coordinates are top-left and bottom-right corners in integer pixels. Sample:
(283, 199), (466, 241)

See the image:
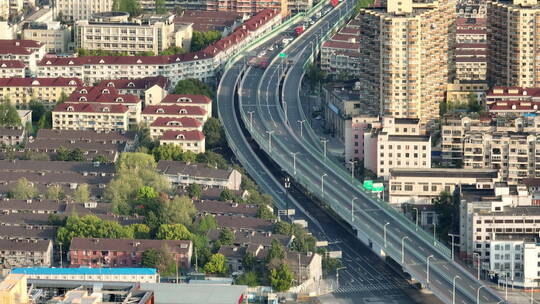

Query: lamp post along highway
(426, 255), (434, 284)
(290, 152), (299, 175)
(348, 160), (355, 180)
(448, 234), (458, 261)
(477, 285), (486, 304)
(266, 130), (274, 154)
(384, 222), (390, 248)
(433, 223), (437, 245)
(284, 177), (291, 213)
(297, 120), (305, 139)
(351, 197), (358, 223)
(473, 252), (481, 280)
(401, 236), (409, 264)
(321, 138), (328, 160)
(247, 111), (255, 132)
(412, 207), (419, 231)
(453, 275), (461, 304)
(321, 173), (327, 196)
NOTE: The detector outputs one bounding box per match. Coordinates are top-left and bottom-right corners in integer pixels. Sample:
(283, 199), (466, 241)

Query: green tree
(155, 0), (167, 13)
(73, 184), (90, 203)
(467, 93), (481, 113)
(117, 152), (157, 171)
(92, 155), (109, 163)
(153, 143), (183, 161)
(256, 205), (275, 220)
(37, 111), (52, 129)
(159, 46), (187, 55)
(266, 240), (286, 263)
(203, 117), (226, 149)
(57, 91), (69, 104)
(236, 271), (259, 287)
(68, 148), (85, 161)
(56, 215), (134, 248)
(133, 124), (157, 152)
(191, 31), (221, 52)
(354, 0), (374, 14)
(0, 100), (21, 126)
(322, 256), (342, 275)
(155, 244), (177, 276)
(196, 215), (218, 234)
(113, 0), (141, 15)
(270, 263), (293, 292)
(29, 100), (46, 123)
(196, 151), (228, 169)
(141, 248), (160, 268)
(158, 195), (196, 226)
(130, 223), (151, 239)
(8, 178), (37, 199)
(242, 252), (256, 272)
(21, 150), (50, 161)
(45, 184), (64, 200)
(204, 253), (228, 275)
(433, 191), (459, 244)
(156, 223), (193, 240)
(186, 183), (202, 199)
(273, 221), (293, 235)
(218, 228), (235, 245)
(48, 214), (66, 226)
(56, 146), (70, 161)
(173, 78), (214, 98)
(219, 189), (234, 201)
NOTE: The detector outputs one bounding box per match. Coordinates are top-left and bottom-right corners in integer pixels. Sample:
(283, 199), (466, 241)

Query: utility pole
(297, 120), (305, 139)
(321, 138), (328, 159)
(284, 177), (291, 213)
(59, 242), (63, 268)
(247, 111), (255, 132)
(348, 160), (355, 180)
(195, 247), (198, 272)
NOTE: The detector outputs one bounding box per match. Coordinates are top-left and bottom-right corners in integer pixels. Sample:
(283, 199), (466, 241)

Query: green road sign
(279, 52), (287, 58)
(372, 183), (384, 193)
(363, 180), (373, 190)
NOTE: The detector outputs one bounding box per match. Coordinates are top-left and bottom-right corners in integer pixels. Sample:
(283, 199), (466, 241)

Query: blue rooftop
(11, 267), (157, 276)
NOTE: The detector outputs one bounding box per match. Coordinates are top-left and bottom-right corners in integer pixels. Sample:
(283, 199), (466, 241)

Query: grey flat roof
(140, 283), (247, 304)
(390, 168), (498, 179)
(387, 135), (430, 142)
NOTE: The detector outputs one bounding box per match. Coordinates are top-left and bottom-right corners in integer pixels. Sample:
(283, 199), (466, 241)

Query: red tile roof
(161, 94), (212, 104)
(53, 102), (129, 114)
(487, 87), (540, 98)
(68, 86), (140, 104)
(456, 57), (487, 63)
(455, 43), (487, 49)
(322, 40), (360, 50)
(489, 100), (540, 112)
(160, 130), (205, 141)
(0, 40), (42, 55)
(456, 29), (486, 35)
(143, 105), (207, 116)
(0, 77), (82, 87)
(0, 60), (25, 68)
(97, 76), (170, 90)
(150, 116), (202, 128)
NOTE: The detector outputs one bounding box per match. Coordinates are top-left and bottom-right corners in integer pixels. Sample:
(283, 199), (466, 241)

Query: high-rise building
(487, 0), (540, 87)
(358, 0), (456, 127)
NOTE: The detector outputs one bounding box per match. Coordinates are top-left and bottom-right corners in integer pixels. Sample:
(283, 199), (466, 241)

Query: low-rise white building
(0, 60), (25, 78)
(22, 21), (71, 53)
(52, 102), (130, 131)
(157, 160), (242, 190)
(159, 131), (205, 154)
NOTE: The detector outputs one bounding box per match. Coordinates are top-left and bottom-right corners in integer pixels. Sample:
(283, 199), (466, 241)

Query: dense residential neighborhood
(3, 0), (540, 303)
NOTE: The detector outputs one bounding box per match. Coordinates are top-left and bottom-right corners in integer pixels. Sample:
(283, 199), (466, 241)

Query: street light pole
(284, 177), (290, 213)
(59, 242), (63, 268)
(265, 130), (274, 154)
(297, 120), (305, 139)
(412, 207), (419, 231)
(384, 222), (390, 248)
(401, 236), (410, 264)
(473, 252), (481, 280)
(336, 267), (346, 290)
(348, 160), (355, 180)
(321, 138), (328, 159)
(476, 285), (486, 304)
(247, 111), (254, 132)
(453, 275), (461, 304)
(433, 223), (437, 245)
(351, 197), (358, 223)
(321, 173), (327, 196)
(448, 233), (458, 261)
(290, 152), (299, 175)
(426, 255), (434, 284)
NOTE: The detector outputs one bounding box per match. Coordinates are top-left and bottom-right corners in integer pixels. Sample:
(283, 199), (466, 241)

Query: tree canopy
(156, 223), (193, 240)
(112, 0), (142, 16)
(0, 100), (21, 126)
(159, 46), (186, 55)
(72, 184), (90, 203)
(173, 78), (214, 98)
(203, 117), (226, 150)
(270, 263), (293, 292)
(204, 253), (228, 275)
(45, 185), (65, 200)
(8, 178), (37, 199)
(191, 31), (221, 52)
(56, 215), (135, 247)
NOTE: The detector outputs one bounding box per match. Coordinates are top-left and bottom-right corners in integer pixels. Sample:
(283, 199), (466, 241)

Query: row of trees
(8, 177), (89, 202)
(76, 48), (155, 57)
(191, 31), (222, 52)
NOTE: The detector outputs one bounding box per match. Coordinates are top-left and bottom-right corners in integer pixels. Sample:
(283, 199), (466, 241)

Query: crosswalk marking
(333, 283), (404, 295)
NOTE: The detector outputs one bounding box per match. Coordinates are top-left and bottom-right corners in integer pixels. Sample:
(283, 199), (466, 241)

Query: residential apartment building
(75, 13), (187, 55)
(11, 267), (159, 283)
(66, 86), (142, 125)
(0, 127), (25, 146)
(55, 0), (114, 22)
(0, 39), (46, 75)
(37, 9), (282, 85)
(157, 160), (242, 190)
(97, 76), (170, 106)
(159, 131), (206, 153)
(0, 60), (25, 78)
(173, 10), (244, 36)
(357, 0), (456, 127)
(22, 22), (71, 54)
(487, 0), (540, 87)
(0, 77), (82, 108)
(0, 239), (52, 269)
(52, 102), (130, 132)
(69, 238), (192, 269)
(364, 117), (431, 179)
(288, 0), (312, 13)
(442, 115), (540, 183)
(142, 104), (209, 123)
(486, 86), (540, 115)
(446, 81), (488, 104)
(0, 274), (28, 304)
(345, 115), (380, 162)
(320, 21), (361, 78)
(388, 168), (499, 205)
(160, 94), (213, 115)
(149, 117), (203, 138)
